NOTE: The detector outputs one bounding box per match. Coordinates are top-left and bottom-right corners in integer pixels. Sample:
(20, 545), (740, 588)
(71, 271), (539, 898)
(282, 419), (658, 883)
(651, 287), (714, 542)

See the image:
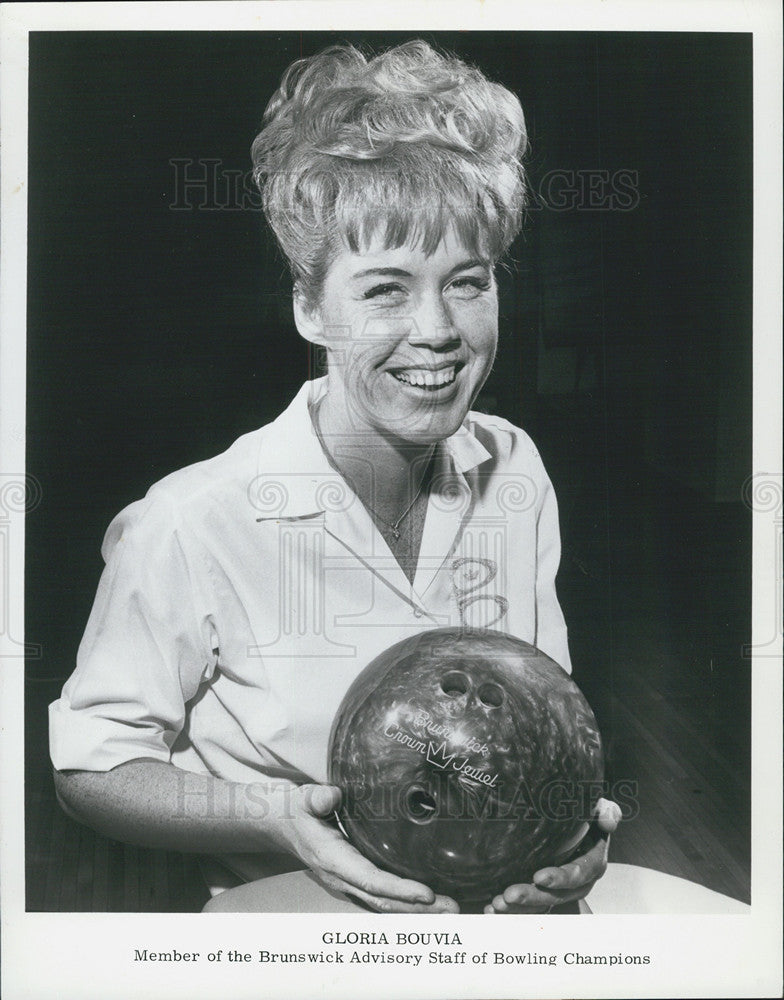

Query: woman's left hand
(483, 798), (622, 914)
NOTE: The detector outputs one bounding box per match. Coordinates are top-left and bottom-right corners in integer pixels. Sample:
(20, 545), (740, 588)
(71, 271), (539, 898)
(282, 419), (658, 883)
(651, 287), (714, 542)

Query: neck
(313, 390), (435, 522)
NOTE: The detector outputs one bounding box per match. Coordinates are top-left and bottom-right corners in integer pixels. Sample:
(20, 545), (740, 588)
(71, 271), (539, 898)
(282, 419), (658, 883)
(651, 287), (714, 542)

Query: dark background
(25, 31), (752, 910)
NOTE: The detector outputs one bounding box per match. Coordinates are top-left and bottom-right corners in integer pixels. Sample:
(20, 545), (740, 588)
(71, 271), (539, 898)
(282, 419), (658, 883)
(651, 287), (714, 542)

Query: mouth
(389, 363), (462, 391)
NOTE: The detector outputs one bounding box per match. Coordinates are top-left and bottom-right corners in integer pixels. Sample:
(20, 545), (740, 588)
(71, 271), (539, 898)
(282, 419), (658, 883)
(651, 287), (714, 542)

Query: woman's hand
(278, 784), (459, 914)
(483, 798), (622, 914)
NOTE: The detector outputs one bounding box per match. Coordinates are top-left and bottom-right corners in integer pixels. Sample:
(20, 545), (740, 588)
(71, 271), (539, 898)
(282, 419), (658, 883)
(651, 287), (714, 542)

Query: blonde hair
(252, 40), (527, 303)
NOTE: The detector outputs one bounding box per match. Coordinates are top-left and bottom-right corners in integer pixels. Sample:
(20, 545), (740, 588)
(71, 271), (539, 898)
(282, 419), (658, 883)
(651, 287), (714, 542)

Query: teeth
(393, 366), (456, 388)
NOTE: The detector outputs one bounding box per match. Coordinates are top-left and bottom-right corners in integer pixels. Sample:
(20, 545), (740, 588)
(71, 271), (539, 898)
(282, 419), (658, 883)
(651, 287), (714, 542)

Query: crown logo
(426, 741), (456, 769)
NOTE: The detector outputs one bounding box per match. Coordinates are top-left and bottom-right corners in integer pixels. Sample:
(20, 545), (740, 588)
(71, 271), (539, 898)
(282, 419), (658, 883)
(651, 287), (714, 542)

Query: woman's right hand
(277, 783), (459, 913)
(55, 764), (458, 912)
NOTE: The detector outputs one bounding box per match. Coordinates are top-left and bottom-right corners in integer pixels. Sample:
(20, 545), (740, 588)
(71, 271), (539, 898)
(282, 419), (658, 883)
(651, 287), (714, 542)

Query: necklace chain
(374, 472), (429, 541)
(312, 402), (432, 541)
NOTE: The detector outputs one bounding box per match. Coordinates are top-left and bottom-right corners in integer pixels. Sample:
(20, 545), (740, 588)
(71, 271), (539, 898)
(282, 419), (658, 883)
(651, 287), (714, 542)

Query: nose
(408, 292), (462, 352)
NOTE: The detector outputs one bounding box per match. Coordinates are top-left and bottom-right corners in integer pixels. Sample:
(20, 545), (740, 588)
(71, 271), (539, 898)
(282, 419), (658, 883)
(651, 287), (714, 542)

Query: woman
(50, 40), (619, 914)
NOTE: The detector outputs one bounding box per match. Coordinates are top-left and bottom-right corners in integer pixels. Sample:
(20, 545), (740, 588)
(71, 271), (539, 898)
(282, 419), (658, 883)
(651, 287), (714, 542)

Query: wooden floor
(25, 461), (751, 911)
(591, 661), (749, 902)
(558, 468), (751, 904)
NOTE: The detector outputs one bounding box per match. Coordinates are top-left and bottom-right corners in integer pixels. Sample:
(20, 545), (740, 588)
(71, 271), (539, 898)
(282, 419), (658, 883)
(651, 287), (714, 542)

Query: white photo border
(1, 3), (781, 998)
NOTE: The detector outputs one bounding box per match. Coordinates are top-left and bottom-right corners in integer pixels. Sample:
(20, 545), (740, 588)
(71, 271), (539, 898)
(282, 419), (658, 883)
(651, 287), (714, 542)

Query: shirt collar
(252, 378), (492, 521)
(442, 421), (494, 475)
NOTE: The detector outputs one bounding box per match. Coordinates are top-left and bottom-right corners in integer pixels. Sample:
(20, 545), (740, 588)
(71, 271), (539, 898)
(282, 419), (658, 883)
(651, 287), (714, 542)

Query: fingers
(484, 886), (551, 914)
(484, 878), (598, 914)
(529, 799), (617, 894)
(315, 841), (457, 913)
(593, 797), (622, 833)
(488, 829), (611, 914)
(533, 834), (608, 893)
(344, 887), (460, 914)
(295, 787), (620, 915)
(291, 791), (445, 910)
(314, 835), (436, 905)
(299, 783), (343, 817)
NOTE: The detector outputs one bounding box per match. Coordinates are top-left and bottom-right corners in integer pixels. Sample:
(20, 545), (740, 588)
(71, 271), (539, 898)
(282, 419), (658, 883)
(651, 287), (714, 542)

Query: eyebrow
(350, 259), (491, 281)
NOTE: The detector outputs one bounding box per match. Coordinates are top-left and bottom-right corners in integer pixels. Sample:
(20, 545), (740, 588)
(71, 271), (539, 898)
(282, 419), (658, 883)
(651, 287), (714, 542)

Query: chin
(388, 413), (468, 447)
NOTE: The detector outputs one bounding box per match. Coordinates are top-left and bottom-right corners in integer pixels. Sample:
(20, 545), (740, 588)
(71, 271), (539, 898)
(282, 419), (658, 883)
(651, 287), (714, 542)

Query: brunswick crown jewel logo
(426, 741), (456, 769)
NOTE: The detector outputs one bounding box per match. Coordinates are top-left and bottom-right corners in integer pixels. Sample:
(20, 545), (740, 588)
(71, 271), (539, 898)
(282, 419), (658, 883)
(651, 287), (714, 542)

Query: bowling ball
(328, 627), (603, 905)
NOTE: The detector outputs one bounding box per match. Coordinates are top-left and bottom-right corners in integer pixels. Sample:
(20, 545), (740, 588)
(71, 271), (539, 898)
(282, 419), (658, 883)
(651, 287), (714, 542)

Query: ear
(292, 287), (325, 345)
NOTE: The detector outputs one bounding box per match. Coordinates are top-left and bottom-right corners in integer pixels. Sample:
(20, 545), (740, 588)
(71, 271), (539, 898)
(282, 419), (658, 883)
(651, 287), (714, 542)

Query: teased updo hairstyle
(252, 40), (528, 305)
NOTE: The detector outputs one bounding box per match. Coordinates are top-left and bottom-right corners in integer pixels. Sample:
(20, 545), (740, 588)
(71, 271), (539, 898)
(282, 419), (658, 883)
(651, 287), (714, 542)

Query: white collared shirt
(50, 379), (570, 786)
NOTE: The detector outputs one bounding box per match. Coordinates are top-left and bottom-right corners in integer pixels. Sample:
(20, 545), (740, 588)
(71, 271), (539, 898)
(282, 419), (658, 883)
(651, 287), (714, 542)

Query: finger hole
(477, 682), (504, 708)
(440, 671), (470, 697)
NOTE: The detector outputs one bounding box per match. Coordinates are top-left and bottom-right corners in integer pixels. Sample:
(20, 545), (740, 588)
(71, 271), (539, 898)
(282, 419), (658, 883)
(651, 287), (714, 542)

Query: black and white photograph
(1, 3), (781, 999)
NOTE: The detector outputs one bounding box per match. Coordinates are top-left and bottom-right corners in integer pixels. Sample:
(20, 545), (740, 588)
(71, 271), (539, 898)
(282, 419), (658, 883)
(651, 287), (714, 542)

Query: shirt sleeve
(49, 490), (216, 772)
(532, 452), (572, 674)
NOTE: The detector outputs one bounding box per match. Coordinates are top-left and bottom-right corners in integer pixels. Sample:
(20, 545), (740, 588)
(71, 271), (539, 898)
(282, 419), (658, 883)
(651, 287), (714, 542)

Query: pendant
(391, 527), (401, 541)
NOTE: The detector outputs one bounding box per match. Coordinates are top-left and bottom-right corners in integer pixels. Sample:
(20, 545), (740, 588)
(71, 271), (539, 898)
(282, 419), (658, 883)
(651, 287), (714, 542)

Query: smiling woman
(255, 42), (522, 566)
(296, 234), (500, 544)
(48, 39), (619, 915)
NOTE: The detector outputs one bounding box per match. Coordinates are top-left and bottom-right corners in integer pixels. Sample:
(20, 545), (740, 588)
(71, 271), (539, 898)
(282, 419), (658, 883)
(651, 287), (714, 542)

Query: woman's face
(297, 230), (499, 446)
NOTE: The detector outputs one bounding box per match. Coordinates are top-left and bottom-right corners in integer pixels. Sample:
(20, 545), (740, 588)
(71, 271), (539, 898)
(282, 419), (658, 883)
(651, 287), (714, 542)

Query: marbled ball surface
(328, 627), (604, 904)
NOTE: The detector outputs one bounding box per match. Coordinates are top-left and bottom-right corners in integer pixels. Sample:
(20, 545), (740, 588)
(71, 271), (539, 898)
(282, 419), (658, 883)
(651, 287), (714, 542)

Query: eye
(447, 275), (493, 299)
(362, 282), (406, 301)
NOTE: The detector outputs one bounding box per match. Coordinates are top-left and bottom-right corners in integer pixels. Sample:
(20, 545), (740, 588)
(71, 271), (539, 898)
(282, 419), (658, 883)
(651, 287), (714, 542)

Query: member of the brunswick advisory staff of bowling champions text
(49, 40), (620, 914)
